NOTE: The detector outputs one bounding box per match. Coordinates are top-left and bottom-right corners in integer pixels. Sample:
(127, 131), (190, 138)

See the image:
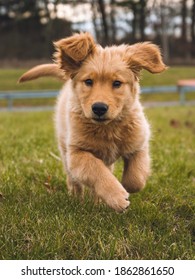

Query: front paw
(96, 182), (130, 212)
(108, 188), (130, 212)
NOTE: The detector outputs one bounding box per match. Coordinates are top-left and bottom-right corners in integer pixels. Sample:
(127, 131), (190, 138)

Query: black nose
(92, 102), (108, 117)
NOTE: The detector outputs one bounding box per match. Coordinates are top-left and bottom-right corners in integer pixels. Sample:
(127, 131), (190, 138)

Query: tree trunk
(191, 0), (195, 57)
(139, 0), (146, 41)
(98, 0), (109, 44)
(181, 0), (187, 42)
(91, 0), (101, 43)
(160, 3), (169, 63)
(110, 0), (116, 43)
(132, 3), (137, 41)
(191, 0), (195, 43)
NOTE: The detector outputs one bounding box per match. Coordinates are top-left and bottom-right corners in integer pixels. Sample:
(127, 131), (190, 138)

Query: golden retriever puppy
(19, 32), (166, 212)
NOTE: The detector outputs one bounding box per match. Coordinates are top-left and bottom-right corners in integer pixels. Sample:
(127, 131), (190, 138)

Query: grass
(0, 69), (62, 91)
(140, 67), (195, 102)
(0, 106), (195, 259)
(0, 69), (62, 108)
(0, 67), (195, 108)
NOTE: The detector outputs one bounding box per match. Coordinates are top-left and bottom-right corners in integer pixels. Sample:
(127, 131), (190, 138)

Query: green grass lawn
(0, 67), (195, 108)
(0, 106), (194, 259)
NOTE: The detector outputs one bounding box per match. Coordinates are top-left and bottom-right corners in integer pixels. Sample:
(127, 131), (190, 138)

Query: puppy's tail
(18, 64), (65, 83)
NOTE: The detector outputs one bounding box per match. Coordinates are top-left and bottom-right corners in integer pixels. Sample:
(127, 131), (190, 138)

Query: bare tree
(181, 0), (187, 43)
(91, 0), (101, 42)
(192, 0), (195, 44)
(139, 0), (146, 41)
(98, 0), (109, 44)
(110, 0), (116, 43)
(160, 2), (169, 63)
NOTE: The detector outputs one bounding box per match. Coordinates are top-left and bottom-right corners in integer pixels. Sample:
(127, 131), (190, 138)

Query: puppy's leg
(122, 146), (150, 193)
(68, 149), (129, 212)
(66, 175), (84, 198)
(57, 140), (84, 198)
(89, 164), (115, 204)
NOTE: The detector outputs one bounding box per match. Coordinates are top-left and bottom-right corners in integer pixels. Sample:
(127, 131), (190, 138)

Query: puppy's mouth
(92, 117), (111, 124)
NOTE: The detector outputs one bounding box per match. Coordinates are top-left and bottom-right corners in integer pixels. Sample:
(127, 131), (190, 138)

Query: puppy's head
(55, 33), (166, 124)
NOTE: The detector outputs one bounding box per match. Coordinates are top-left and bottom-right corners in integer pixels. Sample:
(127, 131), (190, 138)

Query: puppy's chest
(71, 123), (140, 165)
(87, 137), (120, 165)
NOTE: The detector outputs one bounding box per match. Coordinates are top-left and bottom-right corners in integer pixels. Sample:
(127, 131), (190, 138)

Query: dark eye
(84, 79), (93, 87)
(113, 80), (122, 88)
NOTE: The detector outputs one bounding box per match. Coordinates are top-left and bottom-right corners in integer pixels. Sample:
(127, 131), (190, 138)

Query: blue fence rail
(0, 85), (195, 111)
(0, 90), (58, 110)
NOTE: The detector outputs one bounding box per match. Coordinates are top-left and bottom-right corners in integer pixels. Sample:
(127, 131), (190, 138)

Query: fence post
(7, 96), (13, 111)
(178, 86), (185, 105)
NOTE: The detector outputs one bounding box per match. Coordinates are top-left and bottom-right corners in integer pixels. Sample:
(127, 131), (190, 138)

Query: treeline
(0, 0), (195, 64)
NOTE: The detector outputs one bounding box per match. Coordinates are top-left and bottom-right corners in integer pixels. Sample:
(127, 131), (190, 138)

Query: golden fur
(19, 32), (166, 212)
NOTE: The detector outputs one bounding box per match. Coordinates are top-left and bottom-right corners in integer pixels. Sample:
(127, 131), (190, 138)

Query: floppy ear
(54, 32), (96, 78)
(124, 42), (167, 77)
